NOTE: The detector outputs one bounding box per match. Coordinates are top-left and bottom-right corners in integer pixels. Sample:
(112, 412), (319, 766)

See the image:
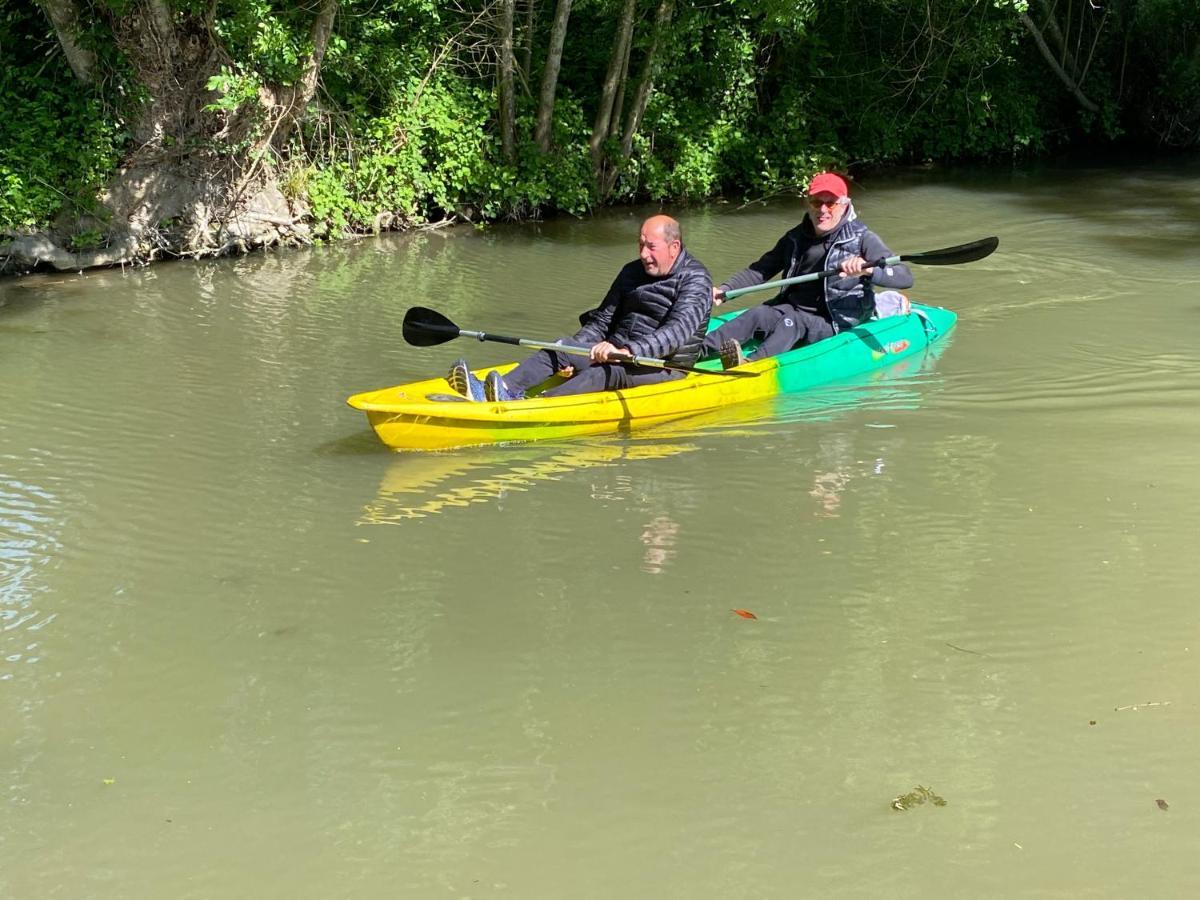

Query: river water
(4, 160), (1200, 898)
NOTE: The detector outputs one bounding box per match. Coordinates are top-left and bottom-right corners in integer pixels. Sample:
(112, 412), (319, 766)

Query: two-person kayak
(346, 302), (957, 451)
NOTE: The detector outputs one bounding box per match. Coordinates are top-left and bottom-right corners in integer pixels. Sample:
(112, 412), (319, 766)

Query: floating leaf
(1157, 798), (1169, 811)
(732, 609), (757, 619)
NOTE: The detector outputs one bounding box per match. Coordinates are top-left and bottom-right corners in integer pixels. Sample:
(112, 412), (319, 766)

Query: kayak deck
(348, 303), (957, 451)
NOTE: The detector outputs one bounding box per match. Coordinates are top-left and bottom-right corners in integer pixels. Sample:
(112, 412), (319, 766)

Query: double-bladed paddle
(720, 236), (1000, 303)
(402, 306), (761, 378)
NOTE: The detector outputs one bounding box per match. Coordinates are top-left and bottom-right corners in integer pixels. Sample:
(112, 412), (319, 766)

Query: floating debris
(891, 785), (947, 811)
(945, 642), (985, 657)
(1157, 798), (1169, 811)
(1114, 701), (1171, 712)
(732, 609), (757, 620)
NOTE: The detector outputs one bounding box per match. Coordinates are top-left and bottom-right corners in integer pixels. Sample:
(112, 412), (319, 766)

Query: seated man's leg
(503, 347), (588, 394)
(700, 304), (786, 357)
(540, 363), (677, 397)
(797, 310), (835, 346)
(748, 307), (834, 359)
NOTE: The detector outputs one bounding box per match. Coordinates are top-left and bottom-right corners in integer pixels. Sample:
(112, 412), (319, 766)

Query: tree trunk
(607, 26), (634, 142)
(273, 0), (338, 148)
(520, 0), (536, 88)
(619, 0), (673, 157)
(603, 0), (674, 197)
(534, 0), (573, 151)
(589, 0), (637, 174)
(38, 0), (95, 83)
(497, 0), (518, 162)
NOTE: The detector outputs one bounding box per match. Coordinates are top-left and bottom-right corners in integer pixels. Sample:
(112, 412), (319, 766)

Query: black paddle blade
(403, 306), (461, 347)
(904, 236), (999, 266)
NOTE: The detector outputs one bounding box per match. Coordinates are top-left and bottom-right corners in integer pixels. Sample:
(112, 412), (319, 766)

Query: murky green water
(5, 160), (1200, 898)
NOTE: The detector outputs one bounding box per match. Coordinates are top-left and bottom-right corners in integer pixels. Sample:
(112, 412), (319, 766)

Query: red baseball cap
(807, 172), (850, 198)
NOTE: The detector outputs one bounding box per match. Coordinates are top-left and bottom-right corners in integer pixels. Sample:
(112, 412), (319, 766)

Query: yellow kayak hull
(347, 304), (956, 451)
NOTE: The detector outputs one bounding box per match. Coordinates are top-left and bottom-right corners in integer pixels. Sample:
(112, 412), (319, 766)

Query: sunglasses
(807, 196), (847, 209)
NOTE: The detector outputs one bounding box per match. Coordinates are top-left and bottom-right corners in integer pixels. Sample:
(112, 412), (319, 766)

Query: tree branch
(1019, 11), (1098, 112)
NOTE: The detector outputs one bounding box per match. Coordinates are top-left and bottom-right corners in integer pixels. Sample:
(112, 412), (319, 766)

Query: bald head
(643, 214), (681, 244)
(638, 215), (683, 276)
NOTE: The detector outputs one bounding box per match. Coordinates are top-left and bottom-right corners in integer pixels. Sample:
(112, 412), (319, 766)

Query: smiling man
(700, 172), (914, 368)
(446, 214), (712, 401)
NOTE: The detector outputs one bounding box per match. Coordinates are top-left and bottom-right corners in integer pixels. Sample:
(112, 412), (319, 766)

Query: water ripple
(0, 456), (63, 677)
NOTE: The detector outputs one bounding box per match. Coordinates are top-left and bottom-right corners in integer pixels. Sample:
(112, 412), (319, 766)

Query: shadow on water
(314, 429), (393, 457)
(353, 339), (951, 521)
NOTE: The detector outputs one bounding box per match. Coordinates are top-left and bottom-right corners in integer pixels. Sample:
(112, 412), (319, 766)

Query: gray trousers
(504, 347), (680, 397)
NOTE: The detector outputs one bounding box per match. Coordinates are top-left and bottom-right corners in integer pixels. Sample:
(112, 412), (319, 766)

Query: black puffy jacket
(572, 248), (713, 365)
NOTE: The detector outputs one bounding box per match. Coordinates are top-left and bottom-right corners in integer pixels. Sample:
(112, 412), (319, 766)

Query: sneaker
(484, 369), (524, 402)
(446, 358), (485, 401)
(718, 338), (746, 370)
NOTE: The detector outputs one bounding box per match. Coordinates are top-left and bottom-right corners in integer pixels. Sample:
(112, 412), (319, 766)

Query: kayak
(347, 302), (957, 451)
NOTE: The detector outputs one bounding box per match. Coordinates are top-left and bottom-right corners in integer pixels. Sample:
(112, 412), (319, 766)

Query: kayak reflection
(357, 337), (951, 523)
(357, 441), (697, 523)
(622, 333), (952, 440)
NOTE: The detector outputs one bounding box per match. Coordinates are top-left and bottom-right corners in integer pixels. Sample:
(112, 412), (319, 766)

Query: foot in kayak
(484, 370), (524, 402)
(447, 358), (485, 401)
(719, 338), (746, 370)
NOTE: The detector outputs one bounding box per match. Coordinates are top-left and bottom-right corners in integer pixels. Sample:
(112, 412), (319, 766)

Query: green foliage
(0, 8), (123, 231)
(68, 228), (105, 252)
(211, 2), (316, 84)
(3, 0), (1198, 243)
(204, 67), (262, 114)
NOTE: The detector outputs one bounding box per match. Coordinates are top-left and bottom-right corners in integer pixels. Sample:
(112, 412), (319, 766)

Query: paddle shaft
(720, 237), (999, 303)
(454, 326), (757, 378)
(723, 256), (899, 301)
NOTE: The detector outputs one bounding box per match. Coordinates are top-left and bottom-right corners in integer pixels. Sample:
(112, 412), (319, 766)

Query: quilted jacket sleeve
(571, 273), (623, 346)
(862, 231), (913, 289)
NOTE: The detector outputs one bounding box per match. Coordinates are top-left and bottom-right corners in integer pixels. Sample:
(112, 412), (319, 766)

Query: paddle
(402, 306), (760, 378)
(720, 236), (1000, 304)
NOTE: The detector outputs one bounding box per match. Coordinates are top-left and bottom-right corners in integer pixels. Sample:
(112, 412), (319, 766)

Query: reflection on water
(639, 514), (680, 574)
(626, 336), (950, 443)
(358, 441), (698, 522)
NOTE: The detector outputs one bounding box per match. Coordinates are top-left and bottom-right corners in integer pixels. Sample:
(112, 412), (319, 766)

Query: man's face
(807, 192), (848, 235)
(639, 224), (680, 275)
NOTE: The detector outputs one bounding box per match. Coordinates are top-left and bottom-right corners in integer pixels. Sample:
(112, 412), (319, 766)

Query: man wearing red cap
(700, 172), (913, 367)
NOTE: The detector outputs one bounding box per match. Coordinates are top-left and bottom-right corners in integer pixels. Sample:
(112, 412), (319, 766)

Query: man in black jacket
(448, 215), (713, 401)
(701, 172), (913, 368)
